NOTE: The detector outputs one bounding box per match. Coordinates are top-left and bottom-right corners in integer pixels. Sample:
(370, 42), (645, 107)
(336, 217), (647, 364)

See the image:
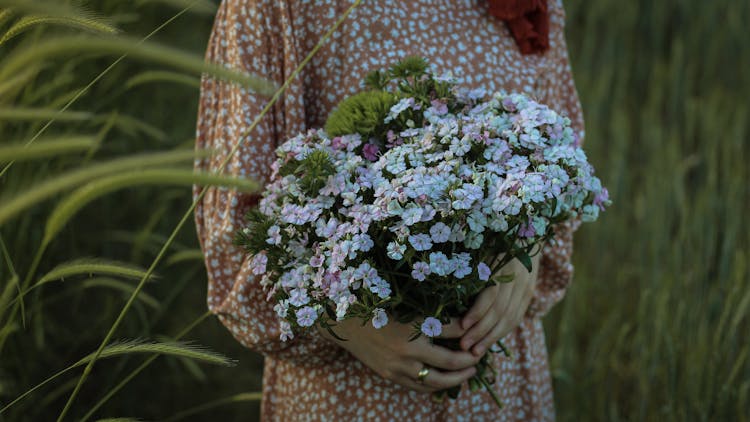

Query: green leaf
(515, 252), (533, 273)
(324, 90), (397, 138)
(492, 273), (515, 284)
(388, 56), (429, 79)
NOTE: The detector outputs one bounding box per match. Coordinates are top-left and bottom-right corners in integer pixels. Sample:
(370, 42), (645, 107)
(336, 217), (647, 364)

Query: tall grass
(0, 0), (747, 421)
(547, 0), (750, 420)
(0, 1), (270, 420)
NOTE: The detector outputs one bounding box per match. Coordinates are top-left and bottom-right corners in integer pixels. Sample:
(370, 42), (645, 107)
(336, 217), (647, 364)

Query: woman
(194, 0), (583, 420)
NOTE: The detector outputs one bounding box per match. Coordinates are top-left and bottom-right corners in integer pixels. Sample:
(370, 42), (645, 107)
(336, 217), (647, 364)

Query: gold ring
(416, 366), (430, 384)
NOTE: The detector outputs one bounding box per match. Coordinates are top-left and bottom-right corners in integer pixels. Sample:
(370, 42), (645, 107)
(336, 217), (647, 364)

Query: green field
(0, 0), (748, 420)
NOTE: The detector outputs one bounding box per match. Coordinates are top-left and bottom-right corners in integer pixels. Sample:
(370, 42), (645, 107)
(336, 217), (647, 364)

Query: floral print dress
(194, 0), (583, 420)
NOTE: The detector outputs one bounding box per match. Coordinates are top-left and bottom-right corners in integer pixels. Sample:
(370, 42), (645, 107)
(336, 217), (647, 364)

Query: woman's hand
(317, 317), (481, 393)
(459, 254), (541, 356)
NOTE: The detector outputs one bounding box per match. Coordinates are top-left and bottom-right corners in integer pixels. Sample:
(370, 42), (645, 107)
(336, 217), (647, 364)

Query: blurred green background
(0, 0), (747, 421)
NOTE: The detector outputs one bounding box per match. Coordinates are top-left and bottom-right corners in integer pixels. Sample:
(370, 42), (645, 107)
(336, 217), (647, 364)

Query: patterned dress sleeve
(193, 0), (343, 364)
(526, 0), (584, 318)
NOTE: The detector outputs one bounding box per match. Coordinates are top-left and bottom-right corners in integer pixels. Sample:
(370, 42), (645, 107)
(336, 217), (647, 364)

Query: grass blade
(0, 108), (92, 121)
(80, 278), (160, 310)
(79, 311), (212, 422)
(0, 137), (97, 162)
(43, 169), (260, 244)
(0, 35), (277, 96)
(0, 0), (109, 22)
(135, 0), (217, 14)
(125, 70), (200, 90)
(74, 339), (236, 367)
(37, 259), (152, 285)
(163, 392), (262, 422)
(0, 2), (197, 179)
(56, 3), (364, 419)
(0, 63), (37, 99)
(0, 337), (232, 415)
(0, 149), (200, 226)
(0, 14), (119, 45)
(0, 8), (13, 29)
(164, 249), (204, 266)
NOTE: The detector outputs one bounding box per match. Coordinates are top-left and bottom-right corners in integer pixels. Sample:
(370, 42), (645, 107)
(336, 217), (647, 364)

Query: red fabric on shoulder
(487, 0), (550, 55)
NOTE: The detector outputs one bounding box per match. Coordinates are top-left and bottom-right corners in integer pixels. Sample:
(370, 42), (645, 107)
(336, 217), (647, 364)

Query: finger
(413, 341), (481, 371)
(471, 316), (509, 356)
(394, 374), (436, 393)
(461, 285), (499, 330)
(437, 317), (467, 339)
(461, 285), (512, 352)
(471, 294), (533, 356)
(421, 365), (477, 390)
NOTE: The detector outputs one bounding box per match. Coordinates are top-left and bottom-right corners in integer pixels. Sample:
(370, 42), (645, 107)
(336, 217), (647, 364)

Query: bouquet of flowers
(235, 57), (610, 406)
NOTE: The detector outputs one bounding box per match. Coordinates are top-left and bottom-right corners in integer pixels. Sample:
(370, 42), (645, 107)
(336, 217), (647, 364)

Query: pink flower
(518, 221), (536, 238)
(430, 99), (448, 115)
(362, 143), (380, 161)
(331, 136), (345, 150)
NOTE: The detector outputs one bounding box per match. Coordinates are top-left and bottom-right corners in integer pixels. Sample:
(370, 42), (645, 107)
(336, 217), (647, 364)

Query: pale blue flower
(251, 253), (268, 275)
(421, 317), (442, 337)
(372, 308), (388, 329)
(273, 300), (289, 318)
(387, 242), (406, 260)
(401, 204), (423, 226)
(289, 288), (310, 307)
(369, 277), (392, 299)
(411, 261), (431, 282)
(467, 211), (488, 233)
(464, 231), (483, 249)
(385, 97), (417, 123)
(295, 306), (317, 327)
(279, 320), (294, 341)
(429, 252), (452, 276)
(408, 234), (433, 251)
(452, 253), (472, 279)
(430, 222), (451, 243)
(477, 262), (491, 281)
(266, 225), (281, 245)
